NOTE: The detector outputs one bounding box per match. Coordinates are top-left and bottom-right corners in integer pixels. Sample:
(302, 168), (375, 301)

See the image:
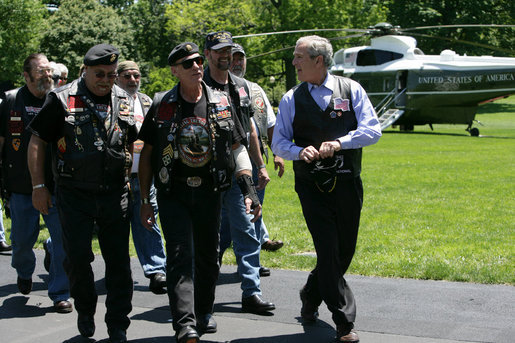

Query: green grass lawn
(4, 96), (514, 285)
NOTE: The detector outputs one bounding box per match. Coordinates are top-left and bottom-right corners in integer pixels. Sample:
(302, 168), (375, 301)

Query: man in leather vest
(138, 42), (261, 343)
(28, 44), (137, 343)
(115, 60), (167, 295)
(0, 53), (71, 313)
(203, 31), (275, 315)
(272, 36), (382, 343)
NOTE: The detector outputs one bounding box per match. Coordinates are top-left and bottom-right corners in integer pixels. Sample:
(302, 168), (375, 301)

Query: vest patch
(11, 138), (20, 151)
(157, 101), (176, 123)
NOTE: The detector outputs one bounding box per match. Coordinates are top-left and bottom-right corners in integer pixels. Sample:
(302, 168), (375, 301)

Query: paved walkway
(0, 249), (513, 342)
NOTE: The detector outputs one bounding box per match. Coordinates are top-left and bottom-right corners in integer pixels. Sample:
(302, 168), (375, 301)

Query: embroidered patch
(157, 102), (176, 123)
(11, 138), (20, 151)
(216, 109), (231, 119)
(57, 137), (66, 153)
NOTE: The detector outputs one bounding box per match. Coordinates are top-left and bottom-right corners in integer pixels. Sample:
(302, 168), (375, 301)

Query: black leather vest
(151, 82), (235, 193)
(292, 76), (362, 179)
(53, 79), (135, 192)
(203, 68), (253, 141)
(249, 82), (271, 162)
(1, 86), (54, 194)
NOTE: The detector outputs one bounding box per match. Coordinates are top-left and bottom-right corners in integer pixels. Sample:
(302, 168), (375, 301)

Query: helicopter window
(356, 49), (403, 66)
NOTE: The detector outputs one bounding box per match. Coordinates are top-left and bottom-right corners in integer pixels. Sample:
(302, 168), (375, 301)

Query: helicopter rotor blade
(409, 32), (514, 54)
(245, 33), (367, 60)
(402, 24), (515, 32)
(233, 28), (367, 39)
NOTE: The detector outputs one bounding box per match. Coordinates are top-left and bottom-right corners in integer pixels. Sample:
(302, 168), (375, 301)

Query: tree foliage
(386, 0), (515, 56)
(39, 0), (136, 79)
(1, 0), (513, 96)
(0, 0), (47, 86)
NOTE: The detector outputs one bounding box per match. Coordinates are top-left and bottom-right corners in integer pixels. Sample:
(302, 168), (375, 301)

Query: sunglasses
(173, 56), (204, 69)
(94, 71), (118, 80)
(121, 73), (141, 80)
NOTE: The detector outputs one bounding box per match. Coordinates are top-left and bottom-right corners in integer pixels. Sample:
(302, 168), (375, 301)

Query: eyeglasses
(173, 56), (204, 69)
(121, 73), (141, 80)
(94, 72), (117, 80)
(35, 68), (52, 75)
(60, 77), (68, 81)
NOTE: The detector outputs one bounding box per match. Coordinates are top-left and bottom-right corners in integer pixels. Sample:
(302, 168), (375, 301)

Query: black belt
(130, 173), (138, 179)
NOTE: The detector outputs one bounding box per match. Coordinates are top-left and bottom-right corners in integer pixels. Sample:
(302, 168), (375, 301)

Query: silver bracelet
(32, 184), (45, 190)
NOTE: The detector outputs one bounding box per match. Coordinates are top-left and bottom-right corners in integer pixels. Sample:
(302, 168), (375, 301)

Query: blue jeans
(129, 176), (166, 277)
(220, 165), (269, 250)
(0, 203), (6, 242)
(9, 192), (70, 302)
(220, 175), (261, 298)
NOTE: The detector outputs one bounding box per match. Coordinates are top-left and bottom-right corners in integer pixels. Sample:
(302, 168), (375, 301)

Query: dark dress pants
(295, 175), (363, 325)
(57, 185), (133, 331)
(157, 182), (221, 333)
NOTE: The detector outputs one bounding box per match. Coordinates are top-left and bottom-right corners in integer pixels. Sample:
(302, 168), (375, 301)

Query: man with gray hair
(272, 35), (382, 342)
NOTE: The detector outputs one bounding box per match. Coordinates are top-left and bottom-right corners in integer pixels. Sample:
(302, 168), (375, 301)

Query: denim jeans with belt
(9, 192), (70, 302)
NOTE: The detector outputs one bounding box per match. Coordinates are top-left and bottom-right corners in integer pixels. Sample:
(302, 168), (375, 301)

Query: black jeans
(57, 185), (133, 331)
(295, 176), (363, 326)
(157, 181), (222, 333)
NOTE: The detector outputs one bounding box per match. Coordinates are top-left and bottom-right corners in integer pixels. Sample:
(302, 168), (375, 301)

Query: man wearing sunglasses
(138, 41), (261, 343)
(115, 61), (167, 295)
(27, 44), (137, 343)
(0, 53), (71, 314)
(203, 31), (275, 315)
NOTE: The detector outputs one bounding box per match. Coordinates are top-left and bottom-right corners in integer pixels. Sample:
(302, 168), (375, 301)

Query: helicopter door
(395, 70), (407, 107)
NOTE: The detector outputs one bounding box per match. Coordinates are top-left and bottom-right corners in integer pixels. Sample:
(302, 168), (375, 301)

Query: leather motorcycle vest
(203, 68), (253, 140)
(292, 76), (362, 179)
(249, 81), (271, 162)
(53, 79), (135, 191)
(1, 86), (53, 194)
(151, 82), (235, 193)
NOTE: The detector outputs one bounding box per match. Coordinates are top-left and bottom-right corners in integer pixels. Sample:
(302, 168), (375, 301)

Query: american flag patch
(334, 98), (350, 111)
(238, 87), (247, 98)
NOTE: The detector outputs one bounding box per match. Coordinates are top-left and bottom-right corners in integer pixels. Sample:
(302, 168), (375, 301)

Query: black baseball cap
(232, 43), (246, 56)
(205, 31), (233, 50)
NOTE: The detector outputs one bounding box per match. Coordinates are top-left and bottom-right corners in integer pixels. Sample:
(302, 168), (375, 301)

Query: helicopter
(330, 23), (515, 136)
(235, 23), (515, 136)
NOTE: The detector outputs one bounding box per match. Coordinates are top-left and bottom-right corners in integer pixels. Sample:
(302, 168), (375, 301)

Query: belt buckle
(186, 176), (202, 187)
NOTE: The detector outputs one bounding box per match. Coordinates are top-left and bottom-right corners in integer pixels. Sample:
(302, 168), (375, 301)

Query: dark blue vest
(292, 76), (362, 179)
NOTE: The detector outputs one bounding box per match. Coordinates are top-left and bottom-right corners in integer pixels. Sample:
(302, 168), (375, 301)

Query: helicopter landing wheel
(469, 127), (480, 137)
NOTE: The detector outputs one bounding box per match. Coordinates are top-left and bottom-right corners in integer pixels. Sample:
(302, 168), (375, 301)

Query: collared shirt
(272, 73), (381, 161)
